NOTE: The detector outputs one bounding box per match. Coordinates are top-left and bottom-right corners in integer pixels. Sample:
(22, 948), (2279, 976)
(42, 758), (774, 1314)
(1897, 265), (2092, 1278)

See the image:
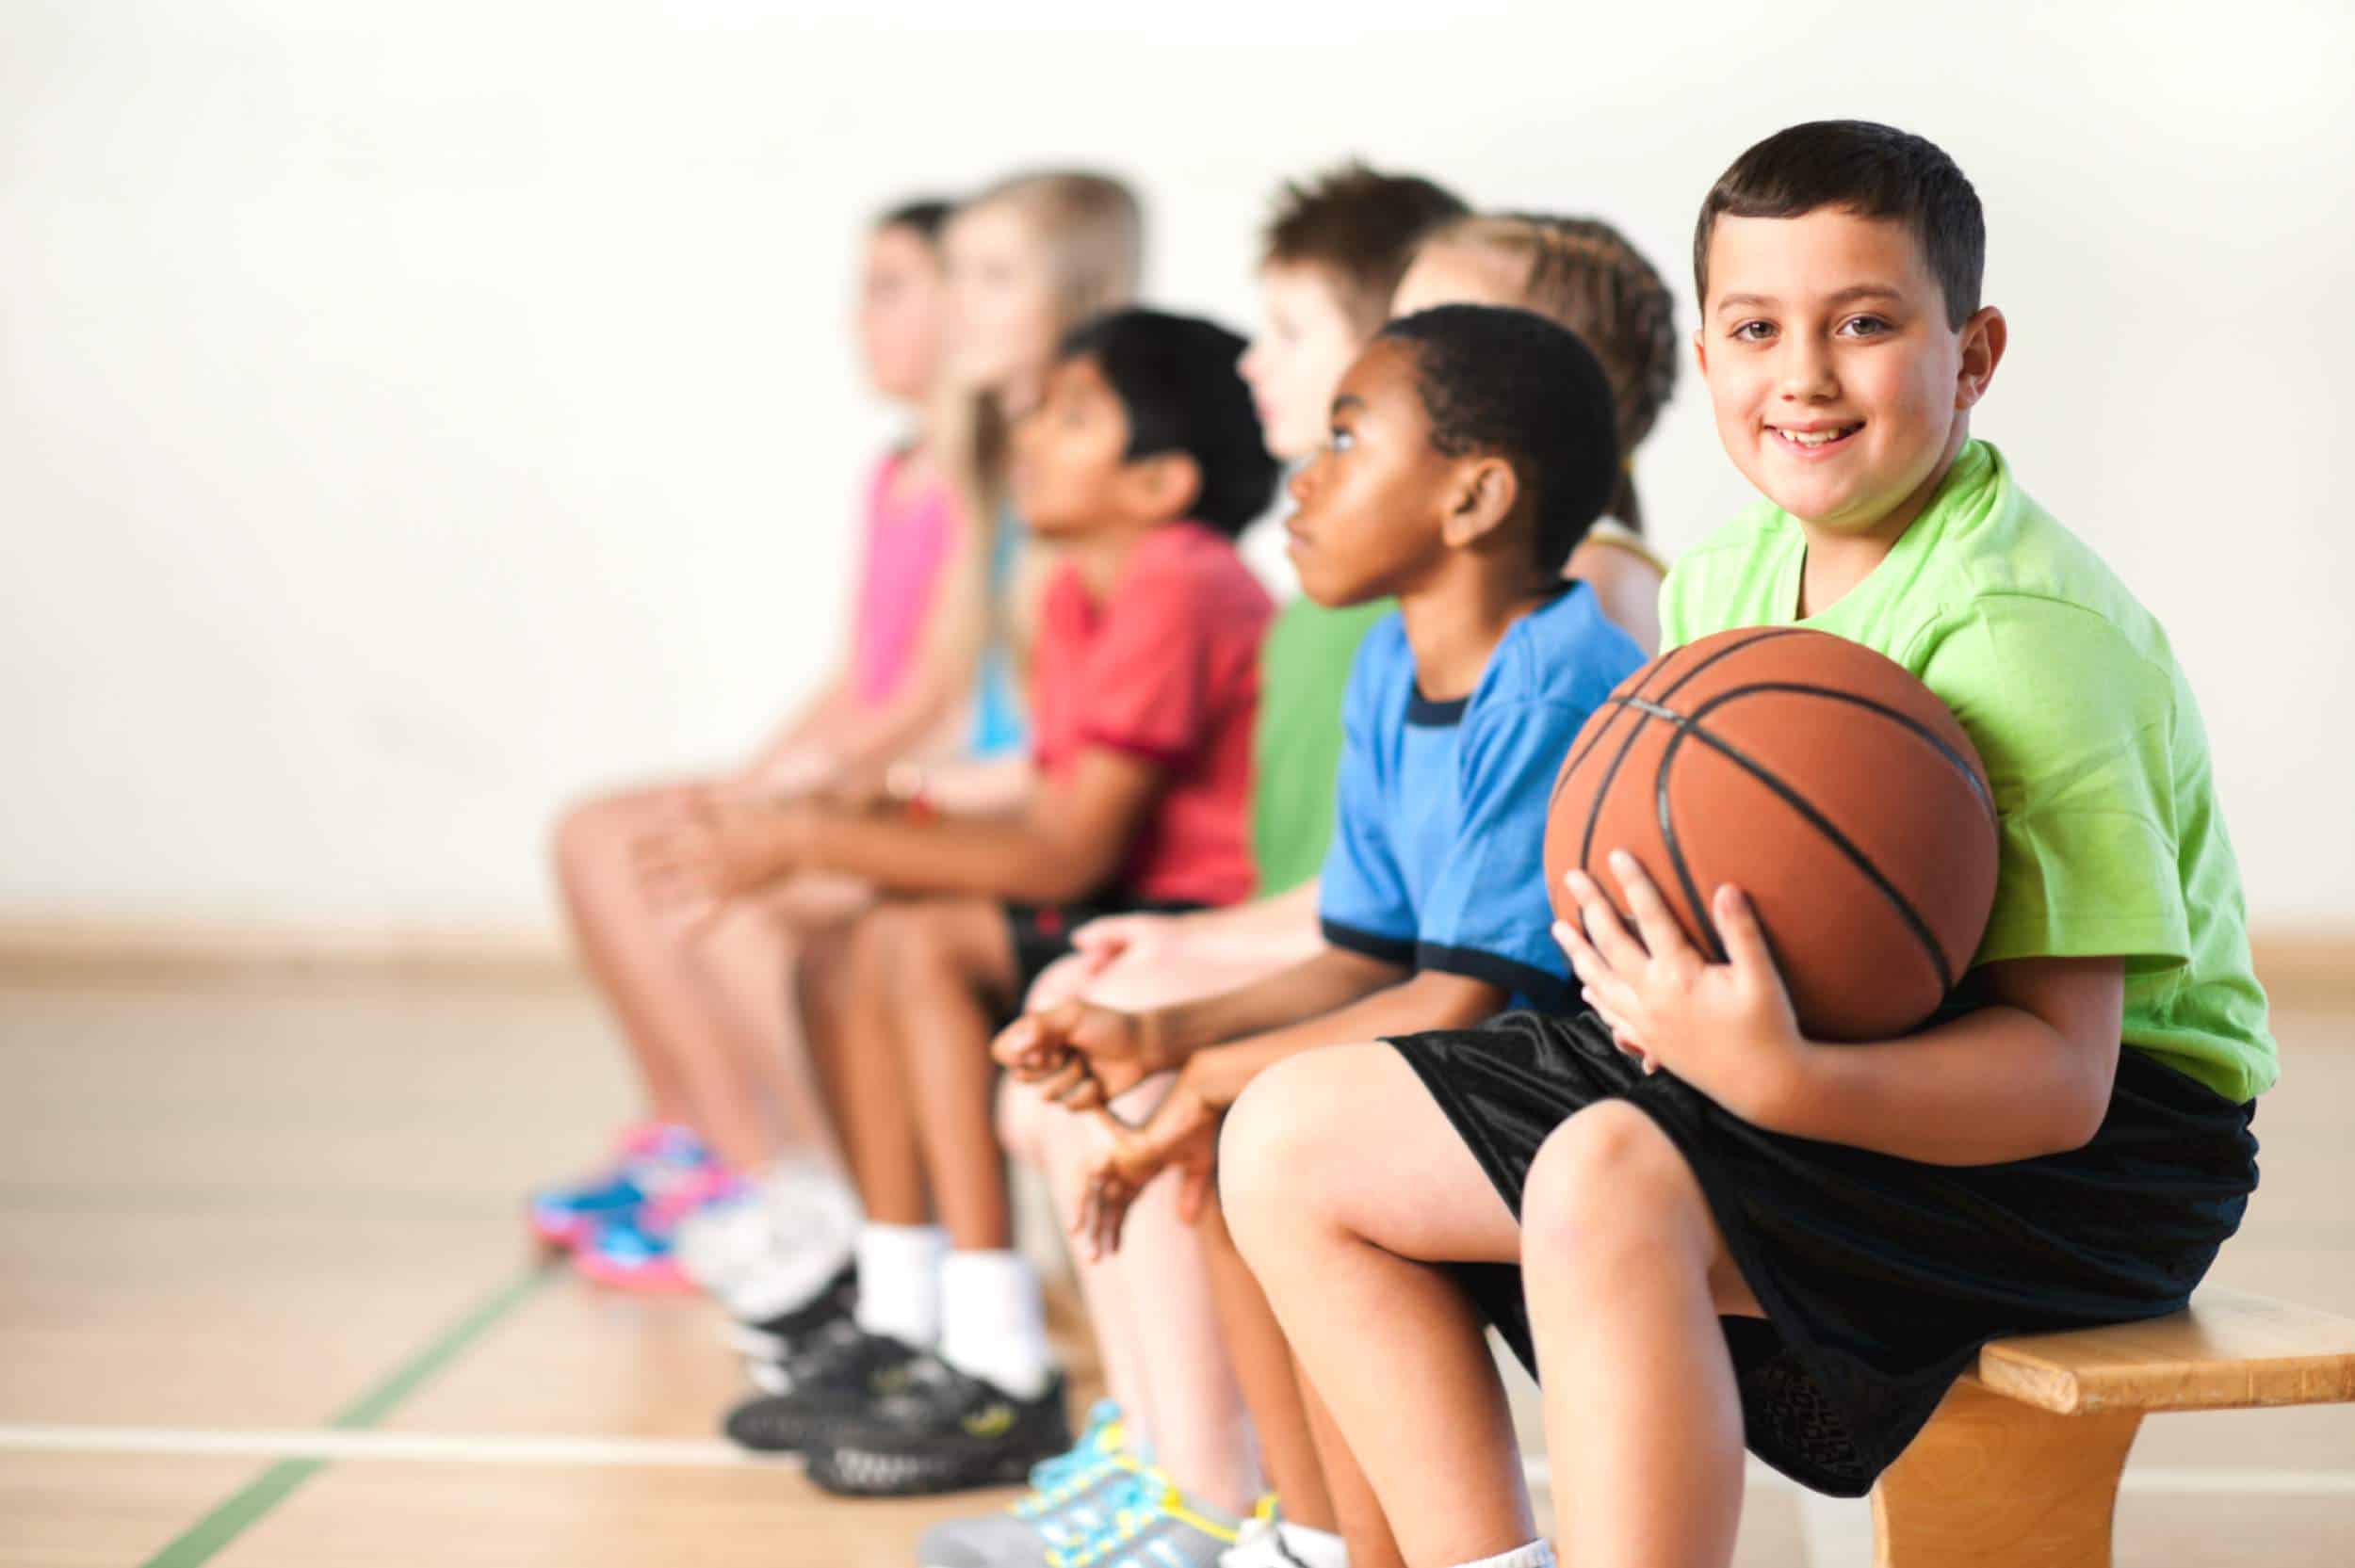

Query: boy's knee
(550, 796), (611, 881)
(1521, 1100), (1696, 1259)
(1218, 1051), (1345, 1256)
(995, 1075), (1050, 1167)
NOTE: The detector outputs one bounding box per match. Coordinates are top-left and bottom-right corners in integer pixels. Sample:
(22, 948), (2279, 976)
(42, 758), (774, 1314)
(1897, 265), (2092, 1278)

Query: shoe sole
(806, 1442), (1055, 1498)
(724, 1322), (790, 1359)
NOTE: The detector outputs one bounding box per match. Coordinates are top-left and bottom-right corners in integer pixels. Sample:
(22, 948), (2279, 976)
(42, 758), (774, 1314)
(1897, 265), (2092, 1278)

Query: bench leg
(1869, 1380), (2143, 1568)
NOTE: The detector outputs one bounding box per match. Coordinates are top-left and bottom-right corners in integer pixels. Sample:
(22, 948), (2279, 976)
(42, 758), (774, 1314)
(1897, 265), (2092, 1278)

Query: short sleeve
(1075, 564), (1215, 767)
(1925, 597), (2191, 972)
(1316, 637), (1416, 966)
(1414, 698), (1580, 1008)
(1658, 561), (1696, 653)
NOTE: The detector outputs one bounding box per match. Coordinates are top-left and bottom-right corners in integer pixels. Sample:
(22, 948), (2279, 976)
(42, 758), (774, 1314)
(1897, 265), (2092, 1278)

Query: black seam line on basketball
(1567, 627), (1817, 875)
(1688, 681), (1998, 826)
(1639, 704), (1732, 964)
(1647, 698), (1957, 995)
(1554, 625), (1809, 806)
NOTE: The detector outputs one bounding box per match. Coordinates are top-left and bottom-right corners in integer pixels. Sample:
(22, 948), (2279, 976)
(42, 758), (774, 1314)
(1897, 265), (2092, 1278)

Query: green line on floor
(138, 1260), (559, 1568)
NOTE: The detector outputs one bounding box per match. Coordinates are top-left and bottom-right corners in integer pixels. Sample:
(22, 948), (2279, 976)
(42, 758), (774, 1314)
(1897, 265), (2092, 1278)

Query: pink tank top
(851, 450), (958, 710)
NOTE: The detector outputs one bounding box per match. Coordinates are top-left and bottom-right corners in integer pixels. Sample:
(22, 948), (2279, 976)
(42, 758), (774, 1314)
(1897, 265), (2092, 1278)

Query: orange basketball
(1543, 626), (1999, 1042)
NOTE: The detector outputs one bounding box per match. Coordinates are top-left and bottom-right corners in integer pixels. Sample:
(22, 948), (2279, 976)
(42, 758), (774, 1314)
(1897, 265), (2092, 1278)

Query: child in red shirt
(635, 308), (1277, 1494)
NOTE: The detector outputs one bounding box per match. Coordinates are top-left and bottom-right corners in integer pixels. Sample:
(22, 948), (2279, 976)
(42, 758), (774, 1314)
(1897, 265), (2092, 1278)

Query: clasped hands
(990, 1000), (1219, 1263)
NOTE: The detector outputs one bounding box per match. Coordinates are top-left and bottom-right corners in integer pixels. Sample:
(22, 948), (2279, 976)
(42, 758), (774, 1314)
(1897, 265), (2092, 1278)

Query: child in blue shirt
(999, 301), (1643, 1286)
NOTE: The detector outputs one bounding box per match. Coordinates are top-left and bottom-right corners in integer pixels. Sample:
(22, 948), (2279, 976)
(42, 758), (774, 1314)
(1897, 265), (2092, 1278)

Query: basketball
(1543, 626), (2000, 1042)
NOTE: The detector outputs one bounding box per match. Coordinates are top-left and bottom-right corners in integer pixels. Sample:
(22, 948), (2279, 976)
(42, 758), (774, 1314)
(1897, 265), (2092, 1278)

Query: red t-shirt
(1030, 522), (1275, 907)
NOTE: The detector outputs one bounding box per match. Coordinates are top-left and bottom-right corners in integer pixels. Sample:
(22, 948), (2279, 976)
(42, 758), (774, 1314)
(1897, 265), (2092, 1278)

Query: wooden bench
(1869, 1285), (2355, 1566)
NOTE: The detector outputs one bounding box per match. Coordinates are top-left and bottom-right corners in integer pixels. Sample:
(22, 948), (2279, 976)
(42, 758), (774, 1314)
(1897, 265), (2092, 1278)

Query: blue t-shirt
(1318, 583), (1645, 1010)
(968, 502), (1030, 758)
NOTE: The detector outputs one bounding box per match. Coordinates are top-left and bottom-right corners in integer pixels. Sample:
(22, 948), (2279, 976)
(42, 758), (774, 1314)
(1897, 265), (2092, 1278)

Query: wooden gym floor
(2, 961), (2350, 1566)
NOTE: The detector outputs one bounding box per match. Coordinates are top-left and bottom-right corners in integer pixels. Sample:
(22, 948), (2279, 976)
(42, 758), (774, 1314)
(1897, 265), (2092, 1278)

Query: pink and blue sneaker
(526, 1123), (706, 1252)
(572, 1162), (747, 1294)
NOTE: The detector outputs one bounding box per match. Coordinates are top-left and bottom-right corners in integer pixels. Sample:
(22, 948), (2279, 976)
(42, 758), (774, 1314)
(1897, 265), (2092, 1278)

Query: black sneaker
(804, 1356), (1071, 1497)
(723, 1260), (858, 1360)
(721, 1320), (922, 1454)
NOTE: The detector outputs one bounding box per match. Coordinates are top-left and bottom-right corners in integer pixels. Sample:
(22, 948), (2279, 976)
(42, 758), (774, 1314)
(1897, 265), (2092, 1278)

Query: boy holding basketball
(1227, 121), (2274, 1568)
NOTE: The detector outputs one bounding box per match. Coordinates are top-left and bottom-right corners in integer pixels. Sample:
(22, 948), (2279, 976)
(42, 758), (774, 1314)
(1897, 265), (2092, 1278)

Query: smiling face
(1237, 262), (1367, 462)
(855, 222), (945, 404)
(1698, 208), (1992, 540)
(942, 201), (1064, 399)
(1282, 337), (1461, 606)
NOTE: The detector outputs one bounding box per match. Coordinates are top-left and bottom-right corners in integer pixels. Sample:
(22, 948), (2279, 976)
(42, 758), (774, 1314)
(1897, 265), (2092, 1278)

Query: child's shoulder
(1905, 445), (2178, 681)
(1479, 583), (1648, 716)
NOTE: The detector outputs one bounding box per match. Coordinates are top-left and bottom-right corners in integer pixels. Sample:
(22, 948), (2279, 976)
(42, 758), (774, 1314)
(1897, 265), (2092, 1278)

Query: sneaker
(679, 1158), (861, 1301)
(804, 1356), (1071, 1497)
(525, 1123), (702, 1250)
(1219, 1509), (1346, 1568)
(571, 1208), (697, 1293)
(728, 1260), (860, 1362)
(723, 1319), (924, 1453)
(1046, 1473), (1241, 1568)
(916, 1402), (1144, 1567)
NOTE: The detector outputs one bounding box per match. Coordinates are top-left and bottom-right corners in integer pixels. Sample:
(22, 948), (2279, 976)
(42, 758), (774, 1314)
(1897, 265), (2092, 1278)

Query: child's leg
(1199, 1198), (1330, 1525)
(1222, 1043), (1534, 1567)
(683, 890), (853, 1163)
(798, 903), (943, 1347)
(1304, 1372), (1405, 1568)
(864, 896), (1055, 1395)
(1520, 1103), (1757, 1568)
(818, 905), (930, 1225)
(1002, 1078), (1157, 1432)
(551, 784), (705, 1124)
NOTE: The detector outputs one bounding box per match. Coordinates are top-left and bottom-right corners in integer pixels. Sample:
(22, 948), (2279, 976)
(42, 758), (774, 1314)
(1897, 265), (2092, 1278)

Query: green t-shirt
(1249, 596), (1394, 898)
(1660, 439), (2275, 1103)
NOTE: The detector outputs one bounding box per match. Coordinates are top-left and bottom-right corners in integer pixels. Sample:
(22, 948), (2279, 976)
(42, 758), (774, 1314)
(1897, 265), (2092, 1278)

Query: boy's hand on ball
(1554, 852), (1809, 1119)
(1072, 1082), (1219, 1261)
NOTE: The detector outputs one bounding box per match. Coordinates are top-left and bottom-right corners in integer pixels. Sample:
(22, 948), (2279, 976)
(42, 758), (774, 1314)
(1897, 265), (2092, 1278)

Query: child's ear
(1441, 456), (1519, 550)
(1954, 305), (2006, 411)
(1123, 451), (1204, 523)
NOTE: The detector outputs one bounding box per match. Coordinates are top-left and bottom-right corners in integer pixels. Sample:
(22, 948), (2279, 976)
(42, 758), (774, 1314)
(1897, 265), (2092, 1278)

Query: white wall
(3, 0), (2350, 933)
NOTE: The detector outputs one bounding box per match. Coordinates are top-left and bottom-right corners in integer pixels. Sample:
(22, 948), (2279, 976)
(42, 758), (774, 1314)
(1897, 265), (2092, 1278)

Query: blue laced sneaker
(527, 1123), (706, 1250)
(1048, 1470), (1241, 1568)
(915, 1402), (1142, 1567)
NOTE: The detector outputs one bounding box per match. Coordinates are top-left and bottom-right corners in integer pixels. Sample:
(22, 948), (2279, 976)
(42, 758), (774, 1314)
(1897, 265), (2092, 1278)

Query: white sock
(936, 1248), (1054, 1398)
(708, 1157), (863, 1320)
(853, 1222), (945, 1347)
(759, 1154), (861, 1232)
(1449, 1544), (1554, 1568)
(1276, 1522), (1348, 1568)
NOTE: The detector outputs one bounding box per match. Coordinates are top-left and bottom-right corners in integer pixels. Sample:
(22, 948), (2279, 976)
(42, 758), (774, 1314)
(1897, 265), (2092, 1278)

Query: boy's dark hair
(1378, 304), (1619, 576)
(1695, 121), (1984, 330)
(1058, 308), (1281, 537)
(879, 197), (954, 241)
(1264, 162), (1470, 335)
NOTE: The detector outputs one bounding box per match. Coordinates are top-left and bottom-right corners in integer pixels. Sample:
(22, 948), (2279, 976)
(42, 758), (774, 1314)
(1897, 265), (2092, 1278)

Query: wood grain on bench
(1972, 1285), (2355, 1415)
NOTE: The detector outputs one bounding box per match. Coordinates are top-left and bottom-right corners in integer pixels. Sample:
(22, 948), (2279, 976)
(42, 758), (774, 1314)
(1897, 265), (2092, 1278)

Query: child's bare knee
(1521, 1100), (1694, 1260)
(1218, 1052), (1341, 1258)
(996, 1075), (1049, 1166)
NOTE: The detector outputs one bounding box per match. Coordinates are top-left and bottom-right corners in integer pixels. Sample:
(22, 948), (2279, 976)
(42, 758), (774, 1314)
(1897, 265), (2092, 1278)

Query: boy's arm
(1561, 858), (2125, 1167)
(1178, 968), (1508, 1107)
(996, 943), (1408, 1104)
(1764, 955), (2122, 1163)
(799, 748), (1161, 905)
(635, 748), (1161, 911)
